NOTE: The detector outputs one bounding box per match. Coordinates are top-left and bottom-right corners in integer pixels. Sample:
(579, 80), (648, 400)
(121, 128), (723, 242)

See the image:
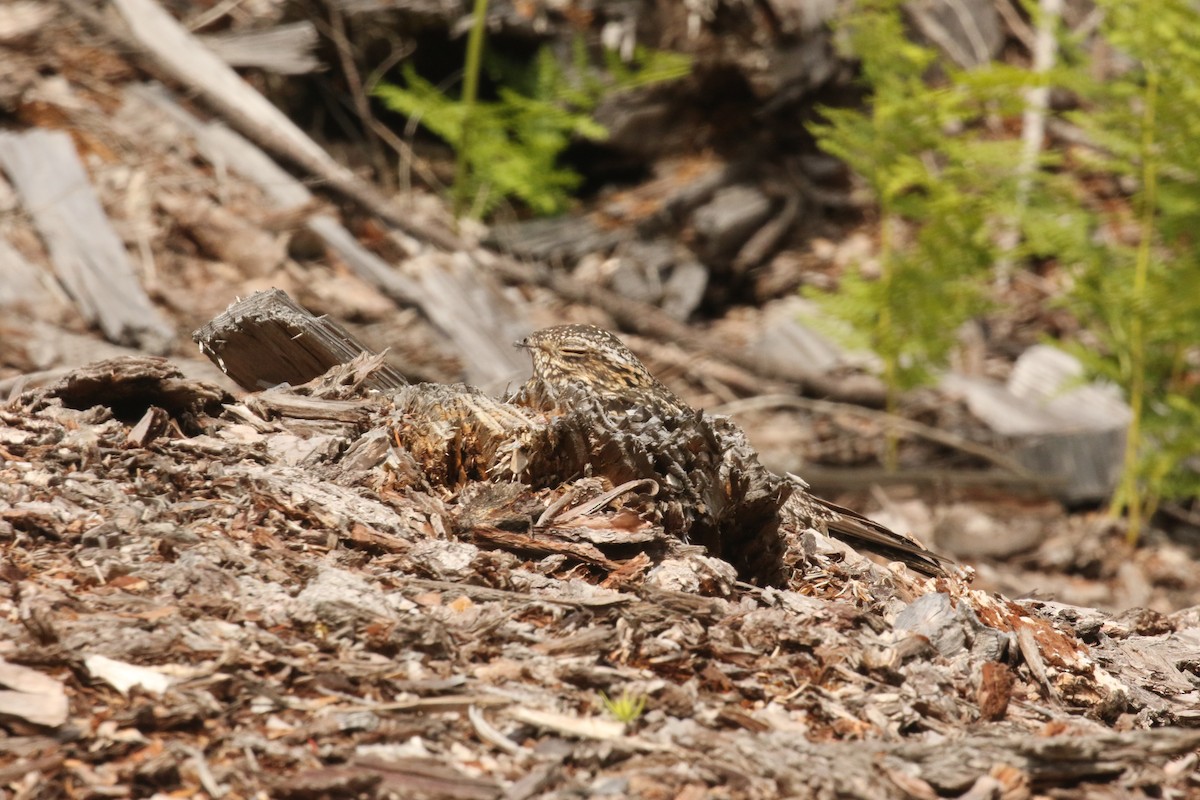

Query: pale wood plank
(0, 129), (173, 352)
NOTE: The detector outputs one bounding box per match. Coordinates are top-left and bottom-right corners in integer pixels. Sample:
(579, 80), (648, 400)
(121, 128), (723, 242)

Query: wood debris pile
(2, 355), (1200, 797)
(1, 2), (1200, 796)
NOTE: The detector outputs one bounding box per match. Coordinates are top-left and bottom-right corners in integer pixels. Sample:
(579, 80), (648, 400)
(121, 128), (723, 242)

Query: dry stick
(1160, 501), (1200, 530)
(185, 0), (248, 31)
(357, 38), (445, 195)
(552, 479), (660, 525)
(711, 393), (1035, 478)
(323, 0), (392, 193)
(994, 0), (1037, 52)
(909, 2), (989, 68)
(626, 333), (886, 409)
(801, 466), (1062, 493)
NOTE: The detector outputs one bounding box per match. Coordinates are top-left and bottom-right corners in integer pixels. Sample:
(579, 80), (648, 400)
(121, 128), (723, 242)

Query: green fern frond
(374, 37), (690, 218)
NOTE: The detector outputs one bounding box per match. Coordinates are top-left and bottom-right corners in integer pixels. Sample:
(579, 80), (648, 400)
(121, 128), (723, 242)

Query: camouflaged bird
(515, 323), (953, 579)
(515, 324), (691, 417)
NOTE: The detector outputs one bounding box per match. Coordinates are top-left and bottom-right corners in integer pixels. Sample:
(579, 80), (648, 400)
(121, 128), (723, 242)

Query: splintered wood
(193, 288), (408, 393)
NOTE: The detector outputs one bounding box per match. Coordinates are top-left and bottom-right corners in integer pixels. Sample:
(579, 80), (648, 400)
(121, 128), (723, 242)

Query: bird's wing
(812, 496), (955, 579)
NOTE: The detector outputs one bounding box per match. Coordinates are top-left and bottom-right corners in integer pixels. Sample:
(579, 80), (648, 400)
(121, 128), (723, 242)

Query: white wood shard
(84, 654), (175, 697)
(0, 658), (69, 727)
(200, 22), (322, 75)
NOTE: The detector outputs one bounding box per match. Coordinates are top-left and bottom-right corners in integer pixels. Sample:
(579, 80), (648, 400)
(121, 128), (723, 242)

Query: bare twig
(359, 37), (446, 194)
(186, 0), (248, 31)
(322, 0), (392, 192)
(994, 0), (1036, 52)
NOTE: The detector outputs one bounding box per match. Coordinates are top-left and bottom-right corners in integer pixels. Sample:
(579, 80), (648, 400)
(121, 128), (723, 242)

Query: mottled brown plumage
(515, 324), (690, 416)
(515, 324), (953, 578)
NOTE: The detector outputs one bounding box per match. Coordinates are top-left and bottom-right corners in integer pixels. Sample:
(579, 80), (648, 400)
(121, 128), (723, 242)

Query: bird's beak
(514, 337), (531, 350)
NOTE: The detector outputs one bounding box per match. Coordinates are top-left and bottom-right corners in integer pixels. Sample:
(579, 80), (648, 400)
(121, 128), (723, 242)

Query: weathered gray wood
(488, 215), (626, 263)
(752, 297), (854, 379)
(692, 185), (774, 262)
(585, 239), (710, 322)
(0, 236), (61, 310)
(0, 320), (232, 398)
(112, 0), (350, 195)
(29, 355), (228, 422)
(200, 21), (322, 75)
(397, 253), (532, 392)
(245, 390), (373, 425)
(1008, 345), (1131, 430)
(1011, 428), (1125, 505)
(660, 257), (707, 320)
(944, 345), (1130, 503)
(489, 222), (708, 320)
(802, 466), (1062, 495)
(733, 193), (802, 274)
(193, 288), (407, 392)
(608, 241), (668, 306)
(0, 130), (173, 352)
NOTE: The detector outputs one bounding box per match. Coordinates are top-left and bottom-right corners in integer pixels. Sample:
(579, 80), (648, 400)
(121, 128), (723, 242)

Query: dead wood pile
(2, 350), (1199, 798)
(1, 1), (1200, 797)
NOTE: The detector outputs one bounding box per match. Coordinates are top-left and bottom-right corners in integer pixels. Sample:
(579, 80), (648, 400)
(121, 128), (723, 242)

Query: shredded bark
(3, 354), (1198, 797)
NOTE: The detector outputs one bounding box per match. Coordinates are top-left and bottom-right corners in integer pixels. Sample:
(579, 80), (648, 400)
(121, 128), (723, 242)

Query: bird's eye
(558, 346), (589, 358)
